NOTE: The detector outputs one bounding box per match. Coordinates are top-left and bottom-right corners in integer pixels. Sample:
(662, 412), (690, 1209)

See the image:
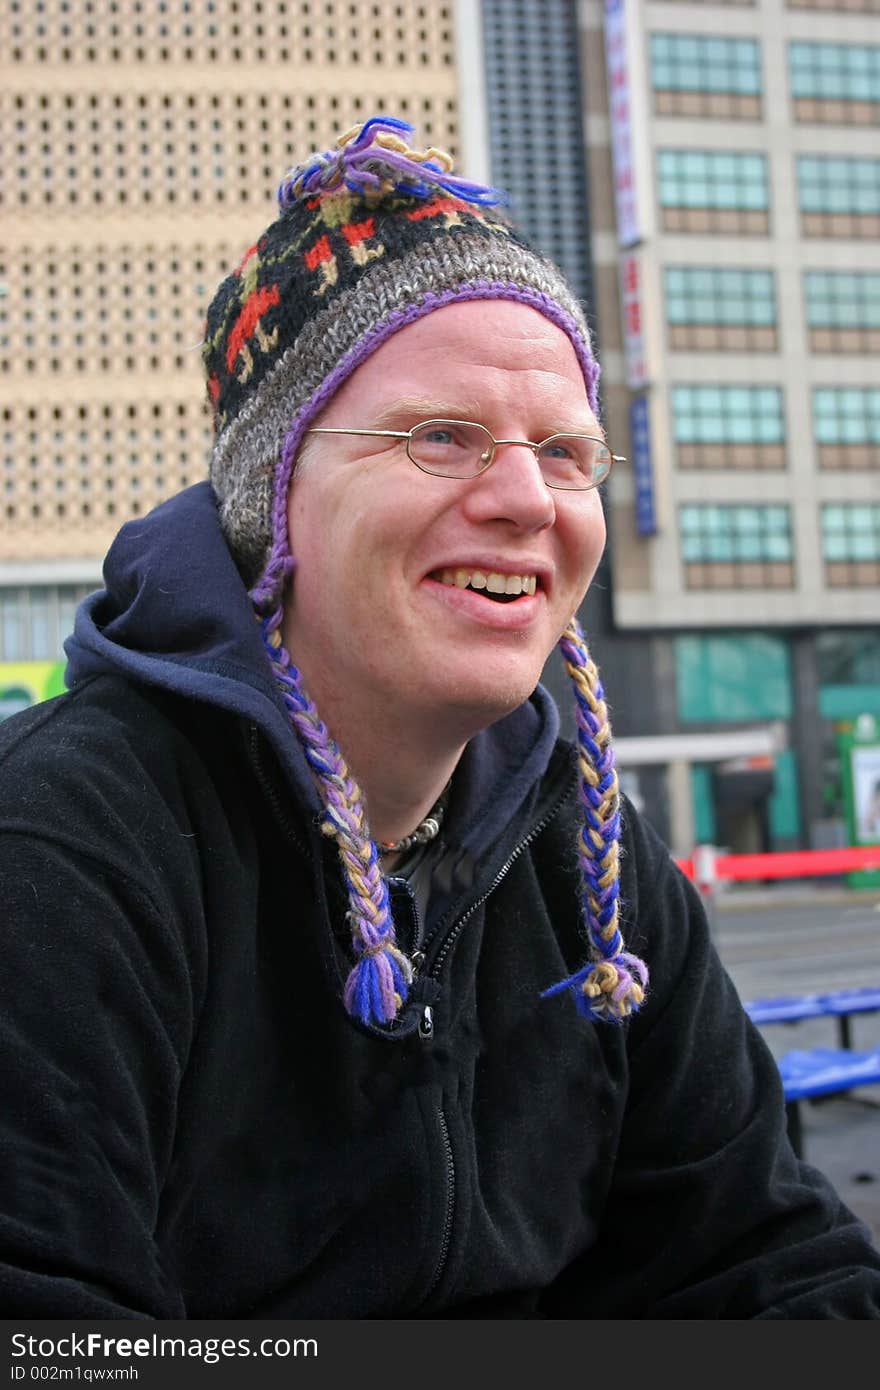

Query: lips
(429, 567), (539, 601)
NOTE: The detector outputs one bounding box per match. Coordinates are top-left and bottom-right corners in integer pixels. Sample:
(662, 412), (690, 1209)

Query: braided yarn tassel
(541, 618), (648, 1022)
(260, 617), (413, 1027)
(278, 114), (504, 209)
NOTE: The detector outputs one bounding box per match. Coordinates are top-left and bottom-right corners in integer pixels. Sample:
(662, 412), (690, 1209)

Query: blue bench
(776, 1047), (880, 1158)
(743, 987), (880, 1157)
(744, 985), (880, 1050)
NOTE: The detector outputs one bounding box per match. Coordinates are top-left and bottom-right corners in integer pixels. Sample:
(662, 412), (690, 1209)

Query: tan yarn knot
(337, 123), (455, 174)
(582, 961), (619, 999)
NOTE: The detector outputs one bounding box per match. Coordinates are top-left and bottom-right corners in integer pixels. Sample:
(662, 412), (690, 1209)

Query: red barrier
(675, 844), (880, 883)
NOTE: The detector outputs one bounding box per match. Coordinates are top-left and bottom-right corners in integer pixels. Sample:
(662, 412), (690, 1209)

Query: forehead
(318, 299), (595, 426)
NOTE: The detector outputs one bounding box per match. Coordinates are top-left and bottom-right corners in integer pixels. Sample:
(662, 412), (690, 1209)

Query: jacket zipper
(247, 725), (309, 856)
(425, 784), (575, 990)
(420, 1108), (455, 1308)
(413, 784), (574, 1307)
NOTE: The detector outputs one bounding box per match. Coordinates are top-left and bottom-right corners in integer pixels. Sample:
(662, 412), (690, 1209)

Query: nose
(461, 440), (556, 532)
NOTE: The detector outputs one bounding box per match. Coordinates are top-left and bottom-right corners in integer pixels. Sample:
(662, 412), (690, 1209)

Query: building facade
(578, 0), (880, 854)
(0, 0), (462, 666)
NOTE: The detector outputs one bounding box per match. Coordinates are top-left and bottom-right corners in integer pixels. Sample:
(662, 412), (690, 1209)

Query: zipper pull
(419, 1005), (434, 1040)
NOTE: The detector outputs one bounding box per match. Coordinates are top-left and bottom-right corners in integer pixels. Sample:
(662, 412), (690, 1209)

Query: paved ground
(712, 884), (880, 1246)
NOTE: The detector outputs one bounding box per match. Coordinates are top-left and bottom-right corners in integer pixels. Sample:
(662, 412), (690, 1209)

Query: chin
(431, 662), (544, 730)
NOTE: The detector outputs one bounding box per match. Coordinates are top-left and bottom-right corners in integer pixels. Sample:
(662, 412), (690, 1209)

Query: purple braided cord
(541, 618), (648, 1021)
(564, 627), (622, 958)
(260, 618), (412, 1025)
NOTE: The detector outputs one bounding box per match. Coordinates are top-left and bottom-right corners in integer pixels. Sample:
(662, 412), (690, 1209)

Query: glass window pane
(852, 533), (878, 560)
(824, 534), (848, 561)
(1, 594), (23, 661)
(30, 592), (50, 661)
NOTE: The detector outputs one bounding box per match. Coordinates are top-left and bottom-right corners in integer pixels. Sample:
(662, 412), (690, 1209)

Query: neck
(324, 698), (464, 850)
(282, 662), (469, 849)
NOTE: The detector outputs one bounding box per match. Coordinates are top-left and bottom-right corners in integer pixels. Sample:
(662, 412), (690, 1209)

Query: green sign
(838, 712), (880, 889)
(0, 661), (67, 722)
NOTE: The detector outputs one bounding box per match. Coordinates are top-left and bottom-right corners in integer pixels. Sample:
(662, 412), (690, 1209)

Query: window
(1, 590), (23, 660)
(650, 34), (761, 118)
(651, 33), (760, 92)
(680, 504), (794, 588)
(665, 267), (777, 350)
(804, 271), (880, 351)
(813, 387), (880, 469)
(658, 150), (768, 233)
(822, 505), (880, 585)
(29, 588), (50, 659)
(797, 156), (880, 236)
(789, 42), (880, 123)
(672, 384), (785, 468)
(676, 633), (792, 723)
(0, 585), (90, 661)
(658, 150), (767, 208)
(817, 630), (880, 688)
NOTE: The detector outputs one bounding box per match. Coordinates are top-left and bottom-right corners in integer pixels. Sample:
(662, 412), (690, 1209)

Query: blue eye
(541, 441), (576, 460)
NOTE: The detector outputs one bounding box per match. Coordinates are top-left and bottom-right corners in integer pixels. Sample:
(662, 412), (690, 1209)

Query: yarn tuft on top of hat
(278, 113), (505, 207)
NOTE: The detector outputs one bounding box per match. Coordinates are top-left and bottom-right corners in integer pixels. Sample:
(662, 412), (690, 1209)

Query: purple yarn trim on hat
(249, 282), (601, 611)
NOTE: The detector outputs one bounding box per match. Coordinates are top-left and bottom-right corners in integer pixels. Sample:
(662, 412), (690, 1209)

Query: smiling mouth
(430, 568), (539, 603)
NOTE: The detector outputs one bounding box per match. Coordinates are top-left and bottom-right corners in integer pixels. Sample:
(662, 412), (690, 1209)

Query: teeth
(435, 568), (538, 595)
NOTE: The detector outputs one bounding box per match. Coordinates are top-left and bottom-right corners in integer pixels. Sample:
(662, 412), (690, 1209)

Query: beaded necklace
(377, 782), (451, 857)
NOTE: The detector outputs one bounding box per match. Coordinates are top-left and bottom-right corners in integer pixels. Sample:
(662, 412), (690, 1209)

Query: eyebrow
(370, 397), (487, 429)
(371, 397), (605, 439)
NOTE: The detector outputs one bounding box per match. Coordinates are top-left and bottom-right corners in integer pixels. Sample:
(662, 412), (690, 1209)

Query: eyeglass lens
(407, 420), (611, 490)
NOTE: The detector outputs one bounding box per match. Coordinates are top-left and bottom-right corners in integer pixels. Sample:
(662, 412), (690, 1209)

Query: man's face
(283, 300), (607, 733)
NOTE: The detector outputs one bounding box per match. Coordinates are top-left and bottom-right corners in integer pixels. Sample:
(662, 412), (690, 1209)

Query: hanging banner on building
(630, 395), (657, 537)
(0, 661), (66, 722)
(621, 252), (648, 389)
(604, 0), (641, 248)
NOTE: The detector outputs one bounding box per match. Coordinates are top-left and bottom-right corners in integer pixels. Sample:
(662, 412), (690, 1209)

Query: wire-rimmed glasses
(305, 418), (623, 491)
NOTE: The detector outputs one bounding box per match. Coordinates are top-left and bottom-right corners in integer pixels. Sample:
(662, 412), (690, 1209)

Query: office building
(576, 0), (880, 854)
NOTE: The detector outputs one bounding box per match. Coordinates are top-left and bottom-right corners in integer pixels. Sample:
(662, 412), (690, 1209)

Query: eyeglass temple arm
(305, 427), (412, 439)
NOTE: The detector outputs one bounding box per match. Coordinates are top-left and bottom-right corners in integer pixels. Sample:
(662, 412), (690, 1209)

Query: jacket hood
(65, 482), (563, 866)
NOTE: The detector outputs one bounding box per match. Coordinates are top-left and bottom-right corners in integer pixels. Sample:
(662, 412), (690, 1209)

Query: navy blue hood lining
(64, 481), (562, 868)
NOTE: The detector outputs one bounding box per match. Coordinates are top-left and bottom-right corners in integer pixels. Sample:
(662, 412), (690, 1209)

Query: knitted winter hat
(202, 115), (647, 1029)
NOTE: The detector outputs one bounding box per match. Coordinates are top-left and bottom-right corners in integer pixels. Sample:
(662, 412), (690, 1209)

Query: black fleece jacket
(0, 484), (878, 1319)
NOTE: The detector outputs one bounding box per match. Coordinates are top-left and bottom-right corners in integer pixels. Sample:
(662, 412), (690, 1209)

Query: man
(1, 115), (878, 1318)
